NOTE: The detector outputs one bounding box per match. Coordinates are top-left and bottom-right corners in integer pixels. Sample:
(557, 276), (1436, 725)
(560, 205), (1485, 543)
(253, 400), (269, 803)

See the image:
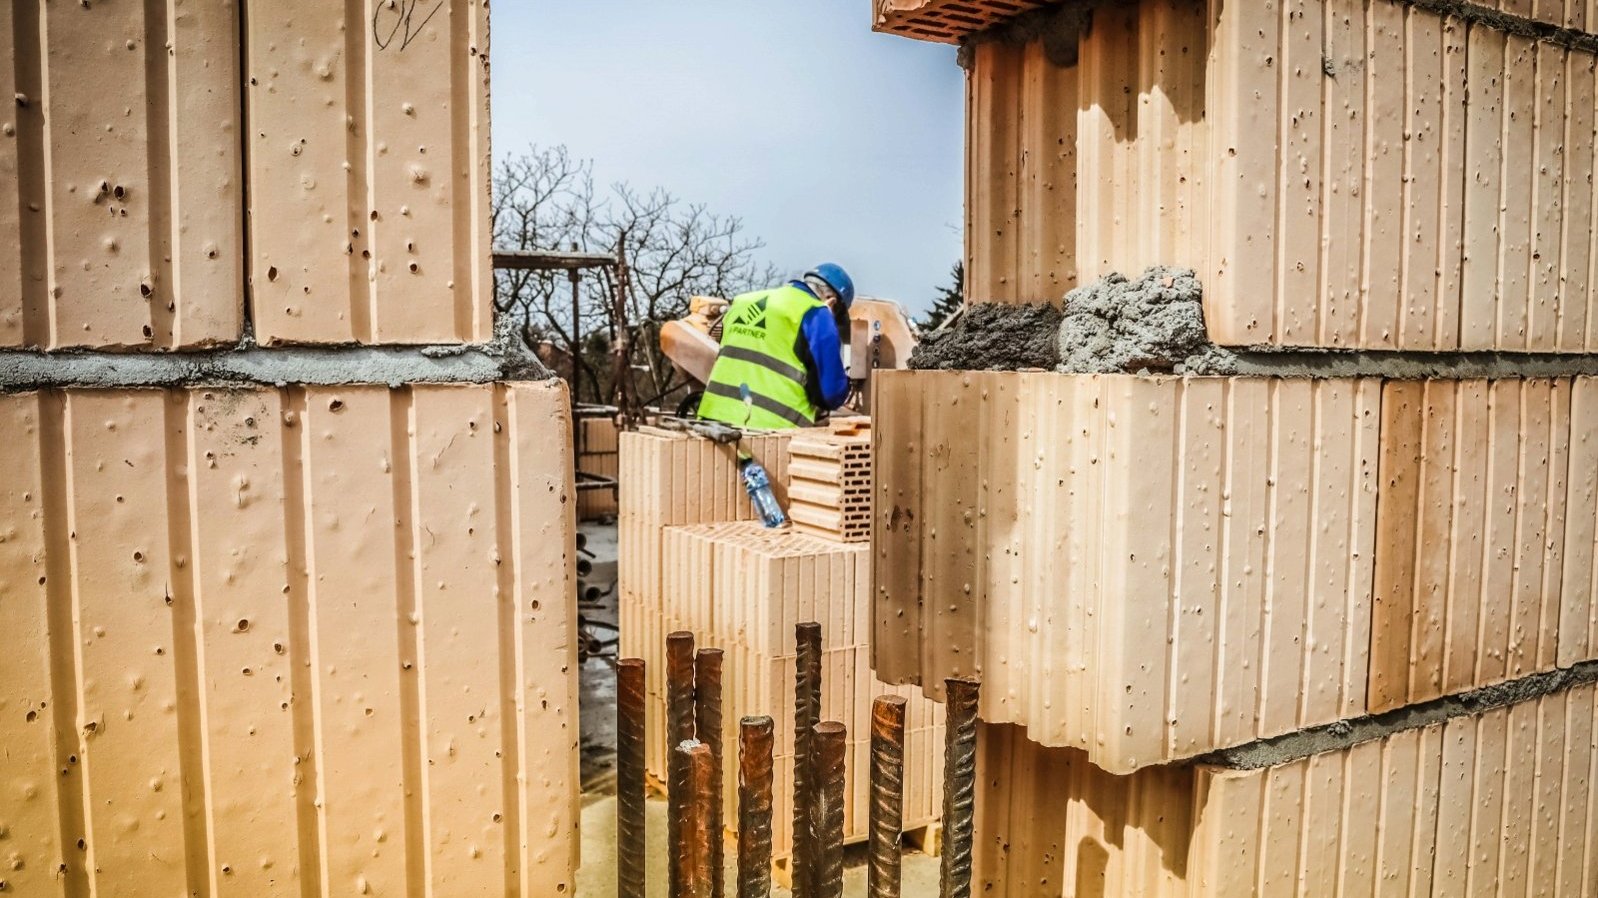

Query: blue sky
(490, 1), (965, 315)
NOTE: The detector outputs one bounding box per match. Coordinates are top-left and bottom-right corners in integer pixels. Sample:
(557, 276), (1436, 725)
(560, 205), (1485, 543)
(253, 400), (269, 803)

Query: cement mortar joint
(0, 329), (554, 393)
(1193, 659), (1598, 771)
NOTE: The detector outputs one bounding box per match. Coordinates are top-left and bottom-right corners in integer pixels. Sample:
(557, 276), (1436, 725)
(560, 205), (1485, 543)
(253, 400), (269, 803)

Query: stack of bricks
(872, 0), (1598, 894)
(618, 423), (944, 856)
(576, 415), (621, 520)
(617, 425), (794, 766)
(0, 3), (581, 895)
(786, 421), (874, 543)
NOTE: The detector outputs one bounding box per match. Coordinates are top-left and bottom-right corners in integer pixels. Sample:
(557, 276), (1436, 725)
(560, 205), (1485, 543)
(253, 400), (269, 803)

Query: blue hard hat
(805, 263), (855, 309)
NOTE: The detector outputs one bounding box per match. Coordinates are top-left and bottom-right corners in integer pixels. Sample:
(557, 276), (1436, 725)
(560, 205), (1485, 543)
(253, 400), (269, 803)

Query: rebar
(667, 632), (697, 898)
(672, 739), (708, 898)
(688, 741), (717, 898)
(737, 717), (774, 898)
(939, 678), (981, 898)
(867, 695), (907, 898)
(813, 722), (848, 898)
(792, 622), (823, 898)
(617, 658), (647, 898)
(695, 648), (726, 898)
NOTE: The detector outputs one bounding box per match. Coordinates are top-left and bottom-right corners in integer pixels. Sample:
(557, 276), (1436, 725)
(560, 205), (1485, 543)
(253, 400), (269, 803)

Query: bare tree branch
(492, 144), (778, 407)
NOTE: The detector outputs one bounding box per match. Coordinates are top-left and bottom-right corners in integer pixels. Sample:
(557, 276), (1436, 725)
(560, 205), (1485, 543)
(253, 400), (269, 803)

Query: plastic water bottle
(741, 458), (787, 528)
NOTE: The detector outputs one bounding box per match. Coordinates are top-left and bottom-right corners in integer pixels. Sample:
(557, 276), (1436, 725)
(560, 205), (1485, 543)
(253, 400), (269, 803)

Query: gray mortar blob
(1057, 266), (1209, 374)
(908, 301), (1063, 372)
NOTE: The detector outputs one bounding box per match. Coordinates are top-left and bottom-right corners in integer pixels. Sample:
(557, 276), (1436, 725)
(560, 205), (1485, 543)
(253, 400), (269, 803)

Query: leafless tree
(493, 144), (779, 407)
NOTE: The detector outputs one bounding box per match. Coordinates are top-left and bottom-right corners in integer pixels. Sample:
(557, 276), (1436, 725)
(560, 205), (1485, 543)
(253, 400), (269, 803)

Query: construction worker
(696, 263), (854, 430)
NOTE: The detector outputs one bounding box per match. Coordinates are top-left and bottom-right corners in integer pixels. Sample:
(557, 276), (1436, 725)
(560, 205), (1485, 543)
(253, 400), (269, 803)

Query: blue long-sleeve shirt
(789, 280), (851, 411)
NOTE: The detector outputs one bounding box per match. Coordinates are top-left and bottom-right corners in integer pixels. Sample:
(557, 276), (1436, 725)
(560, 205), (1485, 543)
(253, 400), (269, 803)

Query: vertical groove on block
(491, 389), (525, 896)
(389, 391), (429, 898)
(1500, 37), (1538, 351)
(68, 392), (193, 894)
(1410, 380), (1456, 703)
(1401, 8), (1442, 348)
(1445, 382), (1490, 693)
(1261, 381), (1311, 738)
(1530, 42), (1568, 350)
(162, 392), (215, 898)
(1171, 379), (1225, 758)
(10, 1), (47, 346)
(1371, 381), (1424, 711)
(0, 395), (67, 898)
(281, 387), (327, 897)
(1436, 15), (1470, 349)
(1319, 0), (1366, 345)
(1280, 0), (1325, 344)
(1362, 0), (1405, 348)
(345, 0), (375, 343)
(448, 0), (477, 340)
(413, 387), (513, 891)
(142, 0), (175, 345)
(189, 389), (304, 896)
(1559, 54), (1596, 351)
(1563, 379), (1598, 667)
(302, 388), (409, 896)
(1461, 24), (1506, 350)
(38, 392), (89, 896)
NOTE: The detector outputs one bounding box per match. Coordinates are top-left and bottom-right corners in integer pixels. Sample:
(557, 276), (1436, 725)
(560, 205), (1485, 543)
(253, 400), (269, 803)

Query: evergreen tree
(919, 261), (964, 330)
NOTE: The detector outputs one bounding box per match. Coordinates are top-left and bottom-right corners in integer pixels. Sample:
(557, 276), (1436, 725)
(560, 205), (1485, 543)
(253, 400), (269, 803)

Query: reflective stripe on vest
(701, 381), (814, 428)
(696, 285), (824, 429)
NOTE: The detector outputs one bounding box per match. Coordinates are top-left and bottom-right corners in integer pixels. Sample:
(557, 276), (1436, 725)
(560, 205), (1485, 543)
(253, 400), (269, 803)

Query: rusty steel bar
(867, 695), (907, 898)
(617, 658), (648, 898)
(667, 632), (697, 898)
(792, 622), (823, 898)
(813, 722), (848, 898)
(688, 741), (717, 898)
(939, 678), (981, 898)
(695, 648), (726, 898)
(737, 716), (774, 898)
(672, 739), (706, 898)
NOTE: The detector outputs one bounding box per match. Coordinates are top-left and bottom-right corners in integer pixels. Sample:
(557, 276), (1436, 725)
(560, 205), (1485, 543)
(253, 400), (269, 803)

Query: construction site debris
(907, 302), (1062, 371)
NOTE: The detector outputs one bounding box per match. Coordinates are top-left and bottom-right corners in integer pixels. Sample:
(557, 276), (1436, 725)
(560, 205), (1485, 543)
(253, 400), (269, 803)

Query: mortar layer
(908, 302), (1062, 371)
(933, 264), (1598, 378)
(1058, 266), (1207, 373)
(1195, 660), (1598, 770)
(0, 339), (552, 392)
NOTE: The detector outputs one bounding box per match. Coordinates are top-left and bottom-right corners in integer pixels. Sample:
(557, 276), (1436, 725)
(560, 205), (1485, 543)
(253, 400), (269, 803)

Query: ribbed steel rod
(791, 622), (823, 898)
(617, 658), (648, 898)
(737, 716), (774, 898)
(813, 722), (848, 898)
(694, 648), (726, 898)
(667, 738), (699, 894)
(666, 632), (697, 898)
(687, 741), (717, 898)
(939, 678), (981, 898)
(867, 695), (907, 898)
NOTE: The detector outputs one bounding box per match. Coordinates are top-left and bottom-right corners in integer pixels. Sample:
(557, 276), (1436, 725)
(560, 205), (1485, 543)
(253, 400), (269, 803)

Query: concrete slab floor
(574, 521), (941, 895)
(576, 793), (943, 897)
